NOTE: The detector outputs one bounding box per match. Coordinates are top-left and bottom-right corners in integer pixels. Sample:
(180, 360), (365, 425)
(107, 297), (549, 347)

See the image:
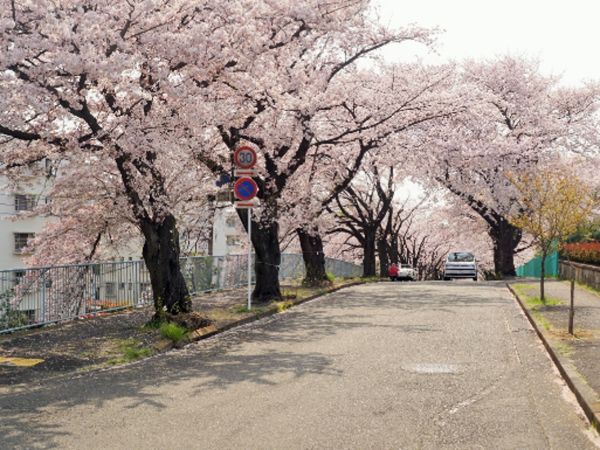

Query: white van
(443, 252), (478, 281)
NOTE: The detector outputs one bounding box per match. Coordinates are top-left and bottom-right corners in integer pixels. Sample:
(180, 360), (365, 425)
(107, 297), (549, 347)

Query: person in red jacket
(388, 263), (399, 281)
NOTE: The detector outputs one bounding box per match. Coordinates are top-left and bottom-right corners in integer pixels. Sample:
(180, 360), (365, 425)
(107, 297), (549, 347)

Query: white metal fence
(0, 253), (361, 333)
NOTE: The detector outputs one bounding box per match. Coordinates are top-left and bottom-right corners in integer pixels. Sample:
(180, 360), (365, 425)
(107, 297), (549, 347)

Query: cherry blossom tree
(275, 63), (464, 285)
(0, 0), (282, 317)
(415, 56), (600, 277)
(324, 167), (494, 280)
(194, 4), (438, 299)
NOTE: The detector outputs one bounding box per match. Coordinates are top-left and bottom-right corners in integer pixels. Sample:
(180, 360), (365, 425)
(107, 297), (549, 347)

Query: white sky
(375, 0), (600, 86)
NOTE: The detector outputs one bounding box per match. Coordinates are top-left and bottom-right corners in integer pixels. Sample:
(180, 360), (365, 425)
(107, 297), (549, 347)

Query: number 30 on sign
(233, 146), (257, 169)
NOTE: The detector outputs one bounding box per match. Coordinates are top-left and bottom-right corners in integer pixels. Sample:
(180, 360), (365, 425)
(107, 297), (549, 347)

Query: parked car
(388, 263), (399, 281)
(388, 263), (415, 281)
(397, 264), (416, 281)
(443, 252), (478, 281)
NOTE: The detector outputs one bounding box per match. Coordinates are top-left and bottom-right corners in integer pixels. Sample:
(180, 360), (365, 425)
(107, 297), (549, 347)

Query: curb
(166, 281), (369, 350)
(0, 282), (371, 390)
(506, 283), (600, 431)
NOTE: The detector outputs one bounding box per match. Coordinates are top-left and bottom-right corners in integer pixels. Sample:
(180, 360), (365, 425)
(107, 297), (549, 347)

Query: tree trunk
(540, 250), (547, 303)
(297, 228), (329, 286)
(377, 235), (389, 278)
(389, 234), (399, 265)
(237, 209), (282, 303)
(363, 227), (377, 277)
(489, 219), (522, 277)
(140, 214), (191, 319)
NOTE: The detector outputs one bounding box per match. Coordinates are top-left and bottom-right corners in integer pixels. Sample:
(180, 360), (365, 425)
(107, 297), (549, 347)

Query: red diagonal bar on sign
(234, 177), (258, 200)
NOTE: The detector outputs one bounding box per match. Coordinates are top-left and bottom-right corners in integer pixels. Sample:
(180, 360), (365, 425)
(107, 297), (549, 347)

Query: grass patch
(123, 345), (153, 360)
(512, 283), (536, 294)
(511, 283), (562, 308)
(159, 322), (188, 344)
(523, 295), (562, 309)
(108, 339), (153, 365)
(531, 310), (553, 331)
(233, 305), (252, 314)
(511, 283), (560, 333)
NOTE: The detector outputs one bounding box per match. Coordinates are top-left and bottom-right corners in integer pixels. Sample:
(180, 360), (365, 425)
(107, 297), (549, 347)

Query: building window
(14, 194), (37, 212)
(14, 233), (34, 254)
(225, 216), (237, 227)
(226, 235), (241, 246)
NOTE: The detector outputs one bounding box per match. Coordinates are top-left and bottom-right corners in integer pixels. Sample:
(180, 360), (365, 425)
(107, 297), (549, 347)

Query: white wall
(0, 180), (50, 270)
(1, 176), (248, 269)
(212, 205), (246, 256)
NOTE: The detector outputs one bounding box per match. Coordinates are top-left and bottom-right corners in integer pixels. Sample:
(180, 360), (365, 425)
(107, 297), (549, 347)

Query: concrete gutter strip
(506, 283), (600, 431)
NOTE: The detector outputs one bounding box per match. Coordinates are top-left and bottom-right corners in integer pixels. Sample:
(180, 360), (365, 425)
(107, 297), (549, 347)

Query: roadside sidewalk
(509, 279), (600, 429)
(0, 280), (363, 388)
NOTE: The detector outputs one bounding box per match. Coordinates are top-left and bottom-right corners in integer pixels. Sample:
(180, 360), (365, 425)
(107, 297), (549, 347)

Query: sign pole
(247, 208), (252, 311)
(232, 145), (259, 311)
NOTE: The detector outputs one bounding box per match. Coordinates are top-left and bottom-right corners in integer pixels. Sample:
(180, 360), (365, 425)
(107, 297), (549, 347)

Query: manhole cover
(402, 363), (460, 374)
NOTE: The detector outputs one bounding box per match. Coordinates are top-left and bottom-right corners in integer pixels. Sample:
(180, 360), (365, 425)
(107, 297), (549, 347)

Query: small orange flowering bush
(561, 242), (600, 265)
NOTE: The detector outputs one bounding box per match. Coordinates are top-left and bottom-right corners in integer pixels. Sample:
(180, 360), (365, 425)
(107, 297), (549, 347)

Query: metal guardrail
(0, 253), (361, 333)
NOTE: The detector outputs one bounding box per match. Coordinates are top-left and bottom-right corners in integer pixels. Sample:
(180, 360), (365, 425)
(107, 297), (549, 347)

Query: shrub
(326, 272), (336, 282)
(159, 322), (188, 343)
(561, 242), (600, 265)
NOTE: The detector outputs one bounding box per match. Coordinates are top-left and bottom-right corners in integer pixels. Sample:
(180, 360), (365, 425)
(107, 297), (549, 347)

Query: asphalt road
(1, 282), (598, 449)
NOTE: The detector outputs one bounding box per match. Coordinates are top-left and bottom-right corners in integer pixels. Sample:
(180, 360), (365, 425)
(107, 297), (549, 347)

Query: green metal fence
(516, 251), (559, 278)
(0, 253), (362, 334)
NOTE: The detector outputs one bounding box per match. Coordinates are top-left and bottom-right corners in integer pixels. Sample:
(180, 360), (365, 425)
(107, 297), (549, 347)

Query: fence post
(568, 278), (575, 335)
(41, 271), (47, 322)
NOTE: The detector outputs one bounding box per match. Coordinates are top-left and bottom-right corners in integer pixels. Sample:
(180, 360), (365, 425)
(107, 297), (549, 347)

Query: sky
(375, 0), (600, 86)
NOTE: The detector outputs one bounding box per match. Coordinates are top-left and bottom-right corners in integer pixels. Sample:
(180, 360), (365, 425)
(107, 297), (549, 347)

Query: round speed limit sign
(233, 146), (257, 169)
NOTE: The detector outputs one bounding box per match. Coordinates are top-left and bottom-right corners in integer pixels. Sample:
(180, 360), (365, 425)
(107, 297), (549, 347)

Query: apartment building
(0, 176), (247, 267)
(0, 183), (49, 270)
(212, 204), (246, 256)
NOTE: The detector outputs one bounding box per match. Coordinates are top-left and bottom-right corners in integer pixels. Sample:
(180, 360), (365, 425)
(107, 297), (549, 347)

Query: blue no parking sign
(233, 177), (258, 201)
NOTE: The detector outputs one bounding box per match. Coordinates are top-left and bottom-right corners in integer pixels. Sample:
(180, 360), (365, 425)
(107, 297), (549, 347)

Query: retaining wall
(559, 260), (600, 291)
